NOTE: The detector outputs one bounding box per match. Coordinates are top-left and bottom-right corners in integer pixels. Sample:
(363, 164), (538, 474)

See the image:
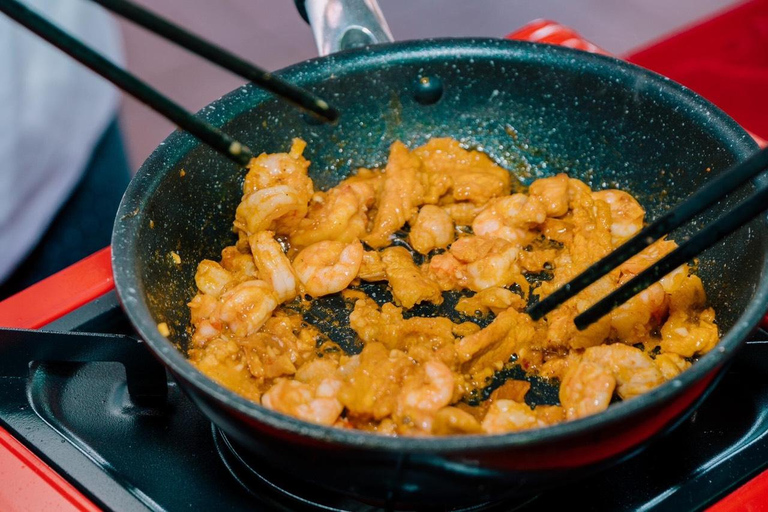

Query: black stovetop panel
(0, 292), (766, 511)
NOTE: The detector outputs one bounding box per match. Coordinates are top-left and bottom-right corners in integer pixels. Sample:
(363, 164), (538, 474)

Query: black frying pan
(111, 2), (768, 507)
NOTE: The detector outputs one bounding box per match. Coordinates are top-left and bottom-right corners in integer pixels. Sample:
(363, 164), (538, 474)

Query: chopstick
(0, 0), (253, 166)
(86, 0), (339, 123)
(527, 146), (768, 321)
(575, 181), (768, 329)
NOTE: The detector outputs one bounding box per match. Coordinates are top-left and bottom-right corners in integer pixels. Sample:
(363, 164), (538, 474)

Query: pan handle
(296, 0), (394, 56)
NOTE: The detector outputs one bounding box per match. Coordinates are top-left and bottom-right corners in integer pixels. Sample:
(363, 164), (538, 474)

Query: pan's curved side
(112, 39), (768, 504)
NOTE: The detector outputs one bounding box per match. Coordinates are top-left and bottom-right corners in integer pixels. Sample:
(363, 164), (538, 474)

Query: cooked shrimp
(426, 252), (465, 291)
(194, 260), (233, 297)
(472, 194), (546, 244)
(261, 378), (344, 426)
(396, 360), (455, 433)
(654, 353), (691, 380)
(611, 282), (669, 343)
(220, 246), (257, 278)
(188, 293), (221, 345)
(449, 236), (524, 292)
(290, 183), (373, 248)
(529, 173), (569, 217)
(583, 344), (664, 399)
(432, 407), (483, 435)
(243, 138), (313, 201)
(235, 185), (308, 236)
(559, 360), (616, 421)
(248, 231), (298, 303)
(592, 189), (645, 244)
(409, 205), (454, 255)
(218, 280), (278, 337)
(293, 240), (363, 297)
(481, 400), (546, 433)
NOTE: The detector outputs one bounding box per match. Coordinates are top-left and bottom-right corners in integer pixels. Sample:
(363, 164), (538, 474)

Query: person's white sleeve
(0, 0), (123, 282)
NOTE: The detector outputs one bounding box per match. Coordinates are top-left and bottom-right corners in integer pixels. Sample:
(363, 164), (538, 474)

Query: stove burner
(213, 427), (537, 512)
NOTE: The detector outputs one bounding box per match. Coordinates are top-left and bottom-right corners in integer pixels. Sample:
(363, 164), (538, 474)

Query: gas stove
(1, 288), (768, 511)
(2, 12), (768, 512)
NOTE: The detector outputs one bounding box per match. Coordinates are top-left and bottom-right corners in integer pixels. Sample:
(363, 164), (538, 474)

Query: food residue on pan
(157, 322), (171, 337)
(185, 137), (719, 436)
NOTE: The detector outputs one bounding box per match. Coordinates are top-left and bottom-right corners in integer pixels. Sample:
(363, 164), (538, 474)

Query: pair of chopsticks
(527, 146), (768, 330)
(0, 0), (338, 167)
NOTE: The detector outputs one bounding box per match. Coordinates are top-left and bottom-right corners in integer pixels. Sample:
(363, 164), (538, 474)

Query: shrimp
(481, 400), (547, 433)
(529, 173), (570, 218)
(426, 252), (465, 291)
(559, 360), (616, 421)
(396, 360), (455, 433)
(220, 246), (257, 278)
(188, 293), (222, 345)
(234, 185), (308, 236)
(218, 280), (278, 337)
(409, 205), (455, 255)
(243, 138), (313, 201)
(248, 231), (298, 303)
(472, 194), (546, 244)
(654, 353), (691, 380)
(582, 344), (664, 399)
(290, 183), (373, 248)
(293, 240), (363, 297)
(592, 190), (645, 244)
(611, 282), (669, 343)
(432, 407), (483, 435)
(194, 260), (233, 297)
(261, 378), (344, 426)
(449, 236), (524, 292)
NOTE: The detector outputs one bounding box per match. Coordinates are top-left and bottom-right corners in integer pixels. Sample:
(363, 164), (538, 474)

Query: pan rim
(112, 37), (767, 453)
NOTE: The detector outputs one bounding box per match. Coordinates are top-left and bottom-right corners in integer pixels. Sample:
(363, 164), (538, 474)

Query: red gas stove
(2, 7), (768, 511)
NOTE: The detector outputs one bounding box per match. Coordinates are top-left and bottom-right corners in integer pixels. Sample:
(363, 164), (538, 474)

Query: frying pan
(111, 0), (768, 507)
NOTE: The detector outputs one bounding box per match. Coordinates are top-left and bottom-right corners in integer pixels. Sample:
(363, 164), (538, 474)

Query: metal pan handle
(295, 0), (394, 56)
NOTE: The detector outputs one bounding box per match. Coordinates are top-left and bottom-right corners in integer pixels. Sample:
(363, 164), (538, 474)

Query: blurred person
(0, 0), (130, 299)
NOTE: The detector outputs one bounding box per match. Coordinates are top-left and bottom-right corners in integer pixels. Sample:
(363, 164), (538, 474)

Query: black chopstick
(0, 0), (252, 166)
(528, 146), (768, 321)
(575, 183), (768, 330)
(87, 0), (338, 123)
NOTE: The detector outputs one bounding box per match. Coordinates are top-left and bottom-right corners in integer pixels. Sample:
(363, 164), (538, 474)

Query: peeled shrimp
(409, 205), (454, 255)
(243, 138), (313, 200)
(248, 231), (298, 303)
(472, 194), (546, 244)
(529, 173), (570, 218)
(592, 190), (645, 243)
(218, 280), (278, 337)
(583, 344), (665, 399)
(396, 360), (455, 433)
(261, 378), (344, 426)
(559, 360), (616, 421)
(234, 185), (308, 236)
(482, 400), (547, 433)
(194, 260), (233, 297)
(293, 240), (364, 297)
(290, 183), (373, 248)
